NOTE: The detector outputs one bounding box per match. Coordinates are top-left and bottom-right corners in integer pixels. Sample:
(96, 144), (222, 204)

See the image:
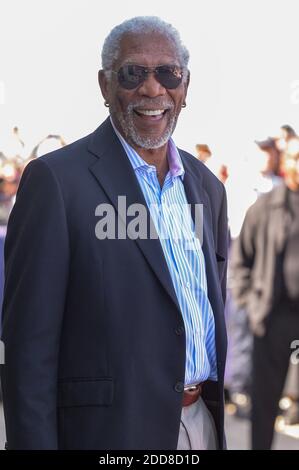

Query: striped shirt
(111, 119), (218, 384)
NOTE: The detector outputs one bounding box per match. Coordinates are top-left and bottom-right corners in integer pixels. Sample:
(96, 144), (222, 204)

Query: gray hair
(101, 16), (190, 72)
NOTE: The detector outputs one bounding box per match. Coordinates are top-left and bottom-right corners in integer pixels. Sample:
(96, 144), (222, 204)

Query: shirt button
(174, 382), (184, 393)
(185, 282), (191, 288)
(175, 325), (185, 336)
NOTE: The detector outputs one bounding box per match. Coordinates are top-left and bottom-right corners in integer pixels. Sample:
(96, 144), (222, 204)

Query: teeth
(137, 109), (164, 116)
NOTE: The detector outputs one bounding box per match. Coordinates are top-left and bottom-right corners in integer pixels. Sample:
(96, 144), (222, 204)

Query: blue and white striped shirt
(111, 120), (218, 384)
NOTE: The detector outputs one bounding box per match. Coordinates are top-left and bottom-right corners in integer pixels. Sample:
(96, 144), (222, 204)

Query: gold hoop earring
(104, 100), (110, 108)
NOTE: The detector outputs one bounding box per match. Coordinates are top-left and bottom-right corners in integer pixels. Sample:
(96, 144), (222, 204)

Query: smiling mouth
(133, 109), (168, 120)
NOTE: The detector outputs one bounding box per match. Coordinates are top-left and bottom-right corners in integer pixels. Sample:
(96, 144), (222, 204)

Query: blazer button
(174, 381), (184, 393)
(175, 325), (184, 336)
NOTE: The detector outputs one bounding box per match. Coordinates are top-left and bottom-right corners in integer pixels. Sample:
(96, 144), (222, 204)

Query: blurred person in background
(231, 137), (299, 449)
(195, 143), (228, 182)
(225, 137), (283, 418)
(280, 124), (297, 145)
(217, 164), (229, 185)
(275, 125), (297, 157)
(195, 143), (212, 164)
(276, 124), (299, 427)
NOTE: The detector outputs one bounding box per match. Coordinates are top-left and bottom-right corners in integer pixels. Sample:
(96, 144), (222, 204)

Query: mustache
(126, 98), (174, 112)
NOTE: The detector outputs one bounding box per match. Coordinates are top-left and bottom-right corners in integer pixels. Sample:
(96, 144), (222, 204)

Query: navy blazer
(1, 118), (228, 450)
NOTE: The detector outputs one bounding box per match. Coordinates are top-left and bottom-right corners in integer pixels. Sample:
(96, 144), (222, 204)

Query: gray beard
(115, 102), (177, 149)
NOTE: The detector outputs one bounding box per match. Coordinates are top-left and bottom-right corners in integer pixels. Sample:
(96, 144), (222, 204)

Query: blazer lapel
(88, 118), (181, 313)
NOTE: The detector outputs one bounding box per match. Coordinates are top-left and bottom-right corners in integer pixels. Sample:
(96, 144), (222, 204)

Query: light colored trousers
(177, 397), (218, 450)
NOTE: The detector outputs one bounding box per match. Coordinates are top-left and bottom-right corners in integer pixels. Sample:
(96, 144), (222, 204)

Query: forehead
(116, 32), (180, 67)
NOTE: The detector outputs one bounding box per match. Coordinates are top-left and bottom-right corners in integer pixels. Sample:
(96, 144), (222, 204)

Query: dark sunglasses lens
(117, 65), (183, 90)
(118, 65), (145, 89)
(156, 66), (183, 89)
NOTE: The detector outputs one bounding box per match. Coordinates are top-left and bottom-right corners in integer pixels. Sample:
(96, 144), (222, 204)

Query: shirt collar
(110, 117), (185, 180)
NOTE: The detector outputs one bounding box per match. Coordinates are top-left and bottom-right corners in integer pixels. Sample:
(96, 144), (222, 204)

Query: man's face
(99, 32), (189, 150)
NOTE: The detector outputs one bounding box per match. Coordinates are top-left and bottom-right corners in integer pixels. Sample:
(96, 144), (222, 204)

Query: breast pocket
(58, 377), (114, 408)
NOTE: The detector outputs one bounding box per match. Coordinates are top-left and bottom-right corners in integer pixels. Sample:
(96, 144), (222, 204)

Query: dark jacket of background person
(0, 118), (228, 450)
(231, 183), (291, 336)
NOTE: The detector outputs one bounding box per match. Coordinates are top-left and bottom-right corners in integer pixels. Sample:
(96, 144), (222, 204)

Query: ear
(182, 70), (190, 106)
(98, 70), (110, 102)
(184, 70), (190, 93)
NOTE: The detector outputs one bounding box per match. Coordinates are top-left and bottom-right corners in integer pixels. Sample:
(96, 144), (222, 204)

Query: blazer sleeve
(0, 158), (70, 449)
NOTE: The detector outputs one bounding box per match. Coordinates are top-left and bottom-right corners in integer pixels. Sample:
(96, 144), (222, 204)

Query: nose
(137, 71), (166, 98)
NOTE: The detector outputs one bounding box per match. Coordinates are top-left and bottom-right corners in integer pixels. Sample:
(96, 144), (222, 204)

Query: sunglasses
(113, 64), (184, 90)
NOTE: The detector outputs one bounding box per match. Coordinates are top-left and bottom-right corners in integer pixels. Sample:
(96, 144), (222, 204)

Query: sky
(1, 0), (299, 168)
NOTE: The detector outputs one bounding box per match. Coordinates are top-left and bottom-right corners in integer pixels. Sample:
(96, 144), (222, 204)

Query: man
(1, 16), (228, 450)
(231, 137), (299, 449)
(226, 137), (283, 417)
